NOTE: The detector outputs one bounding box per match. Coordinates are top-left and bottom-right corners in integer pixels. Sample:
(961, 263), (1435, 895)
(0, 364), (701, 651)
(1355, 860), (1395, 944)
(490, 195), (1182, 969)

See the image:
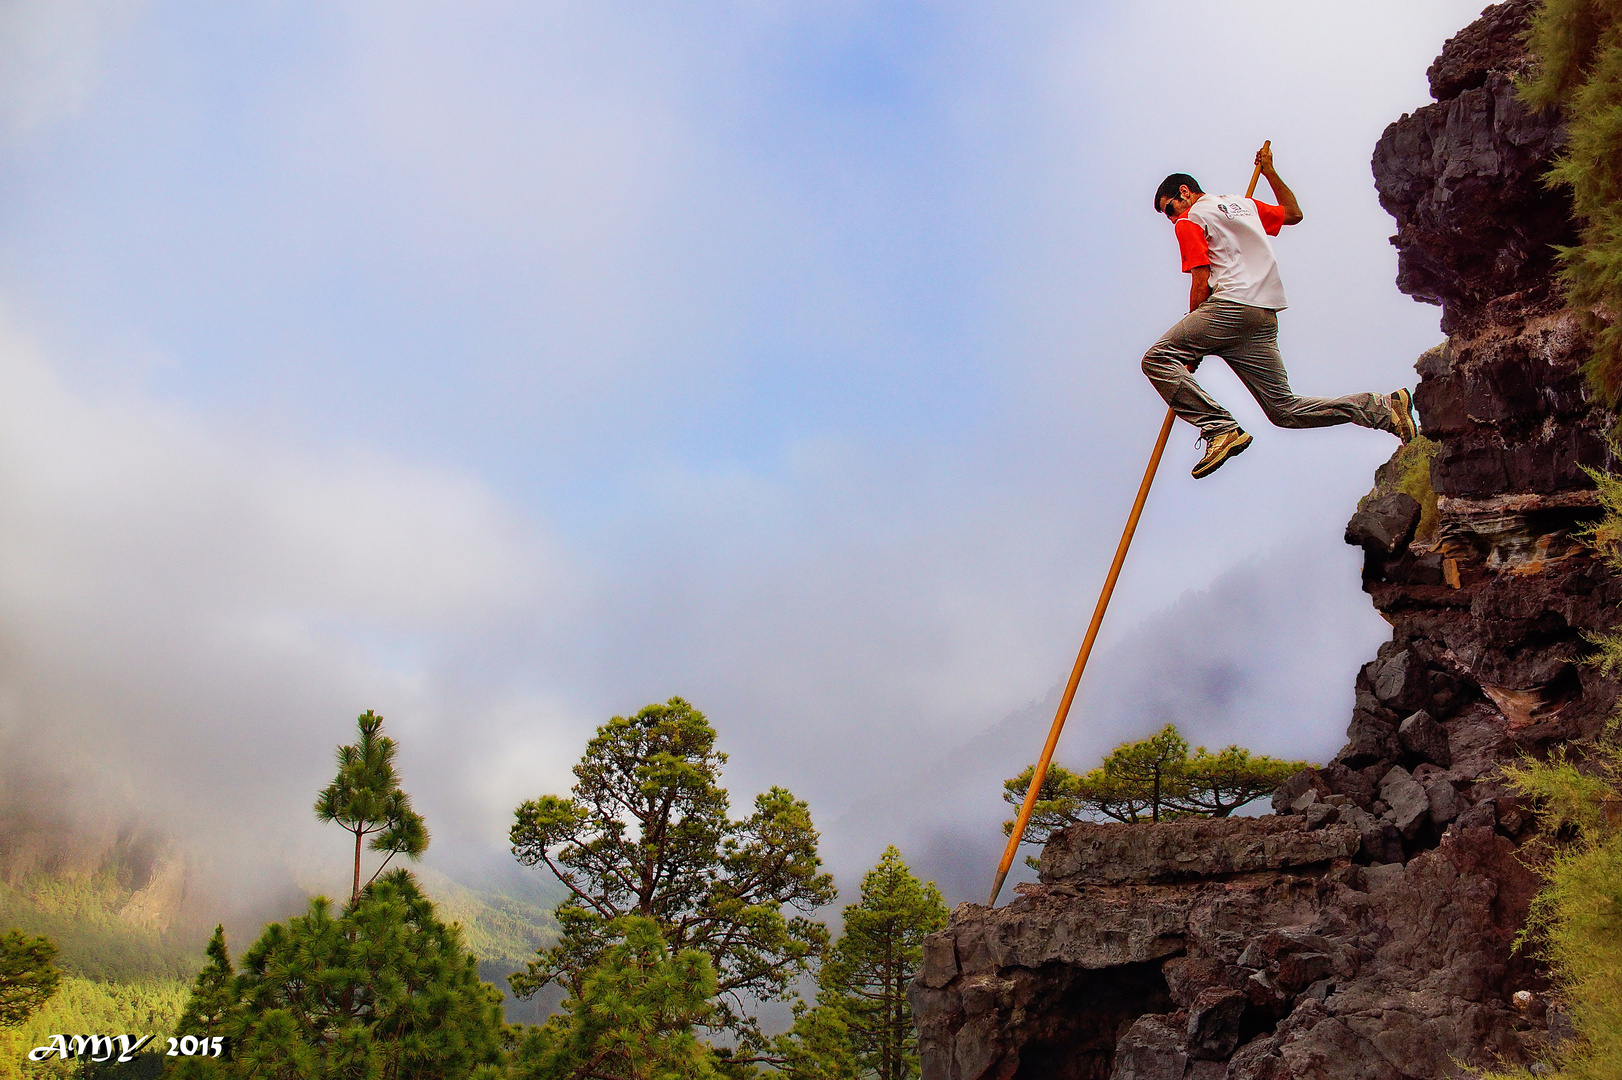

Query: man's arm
(1189, 265), (1211, 311)
(1255, 144), (1303, 225)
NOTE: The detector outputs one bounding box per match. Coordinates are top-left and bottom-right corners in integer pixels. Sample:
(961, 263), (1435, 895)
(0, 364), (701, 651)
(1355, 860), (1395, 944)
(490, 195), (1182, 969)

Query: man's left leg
(1221, 310), (1413, 438)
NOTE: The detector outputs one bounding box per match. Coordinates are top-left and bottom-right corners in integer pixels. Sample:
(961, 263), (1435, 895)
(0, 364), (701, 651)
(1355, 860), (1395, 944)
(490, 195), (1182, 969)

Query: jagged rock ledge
(1038, 817), (1359, 885)
(911, 817), (1538, 1080)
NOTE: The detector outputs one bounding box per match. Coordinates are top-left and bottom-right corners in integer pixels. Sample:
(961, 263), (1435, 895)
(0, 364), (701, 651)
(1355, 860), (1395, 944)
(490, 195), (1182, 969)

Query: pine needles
(1522, 0), (1622, 402)
(1488, 747), (1622, 1080)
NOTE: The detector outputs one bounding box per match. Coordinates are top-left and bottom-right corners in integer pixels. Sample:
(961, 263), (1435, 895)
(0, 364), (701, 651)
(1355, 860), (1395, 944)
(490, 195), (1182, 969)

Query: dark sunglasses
(1162, 199), (1181, 220)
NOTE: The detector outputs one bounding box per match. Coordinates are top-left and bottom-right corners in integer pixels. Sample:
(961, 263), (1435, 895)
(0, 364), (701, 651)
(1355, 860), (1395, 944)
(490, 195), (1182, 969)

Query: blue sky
(0, 0), (1486, 888)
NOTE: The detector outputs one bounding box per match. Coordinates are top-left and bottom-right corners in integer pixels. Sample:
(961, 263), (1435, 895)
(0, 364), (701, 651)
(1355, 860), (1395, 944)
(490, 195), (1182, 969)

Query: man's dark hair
(1153, 173), (1203, 211)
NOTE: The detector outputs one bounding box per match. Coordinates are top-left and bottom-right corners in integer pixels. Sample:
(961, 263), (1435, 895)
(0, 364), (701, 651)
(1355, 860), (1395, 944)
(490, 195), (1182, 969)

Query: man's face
(1158, 185), (1198, 221)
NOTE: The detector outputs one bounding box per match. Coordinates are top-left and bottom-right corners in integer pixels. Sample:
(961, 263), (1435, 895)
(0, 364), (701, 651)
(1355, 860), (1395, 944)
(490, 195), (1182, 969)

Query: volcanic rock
(1037, 817), (1359, 885)
(1397, 710), (1451, 767)
(1345, 494), (1421, 556)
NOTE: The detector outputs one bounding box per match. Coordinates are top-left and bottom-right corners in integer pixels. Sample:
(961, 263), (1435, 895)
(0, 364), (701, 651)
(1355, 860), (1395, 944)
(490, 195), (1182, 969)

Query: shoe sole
(1191, 432), (1252, 479)
(1391, 389), (1417, 443)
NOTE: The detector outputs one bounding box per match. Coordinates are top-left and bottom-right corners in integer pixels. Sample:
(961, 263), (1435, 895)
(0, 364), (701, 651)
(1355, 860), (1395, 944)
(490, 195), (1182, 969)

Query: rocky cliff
(909, 4), (1619, 1077)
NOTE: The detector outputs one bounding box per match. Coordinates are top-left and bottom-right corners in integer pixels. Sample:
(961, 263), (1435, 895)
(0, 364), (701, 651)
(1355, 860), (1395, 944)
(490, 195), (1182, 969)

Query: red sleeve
(1174, 217), (1209, 272)
(1254, 200), (1286, 236)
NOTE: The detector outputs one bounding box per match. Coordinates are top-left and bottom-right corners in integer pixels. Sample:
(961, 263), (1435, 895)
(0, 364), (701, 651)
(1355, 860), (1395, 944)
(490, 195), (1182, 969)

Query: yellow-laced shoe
(1191, 429), (1252, 479)
(1388, 388), (1418, 443)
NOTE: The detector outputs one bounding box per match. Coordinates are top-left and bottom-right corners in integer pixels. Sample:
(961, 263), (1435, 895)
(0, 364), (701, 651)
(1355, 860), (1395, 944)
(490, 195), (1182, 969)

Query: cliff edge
(909, 4), (1620, 1077)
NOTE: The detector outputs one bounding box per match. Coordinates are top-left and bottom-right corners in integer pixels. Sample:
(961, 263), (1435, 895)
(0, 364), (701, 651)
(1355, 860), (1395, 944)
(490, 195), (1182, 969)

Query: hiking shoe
(1191, 429), (1252, 479)
(1388, 388), (1418, 443)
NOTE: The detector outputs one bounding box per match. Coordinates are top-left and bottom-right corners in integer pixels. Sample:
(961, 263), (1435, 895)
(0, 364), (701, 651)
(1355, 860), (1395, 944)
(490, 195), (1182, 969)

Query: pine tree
(315, 710), (429, 903)
(1004, 724), (1311, 845)
(772, 1000), (855, 1080)
(509, 697), (835, 1056)
(169, 713), (503, 1080)
(509, 916), (720, 1080)
(0, 929), (60, 1028)
(1004, 724), (1190, 829)
(1177, 745), (1307, 817)
(802, 847), (946, 1080)
(167, 872), (506, 1080)
(1094, 724), (1190, 823)
(1521, 1), (1622, 403)
(175, 926), (236, 1040)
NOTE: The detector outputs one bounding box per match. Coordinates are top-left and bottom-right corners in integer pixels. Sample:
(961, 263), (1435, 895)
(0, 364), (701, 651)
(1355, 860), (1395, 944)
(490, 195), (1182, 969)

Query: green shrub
(1361, 434), (1439, 546)
(1485, 746), (1622, 1079)
(1522, 1), (1622, 403)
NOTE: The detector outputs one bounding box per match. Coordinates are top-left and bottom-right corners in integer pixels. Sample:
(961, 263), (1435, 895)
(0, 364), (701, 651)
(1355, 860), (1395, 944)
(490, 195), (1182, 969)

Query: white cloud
(0, 0), (141, 139)
(0, 309), (572, 857)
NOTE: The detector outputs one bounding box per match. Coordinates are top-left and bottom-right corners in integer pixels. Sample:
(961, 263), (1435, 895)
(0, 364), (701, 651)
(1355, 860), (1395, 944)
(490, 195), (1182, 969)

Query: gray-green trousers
(1141, 299), (1393, 437)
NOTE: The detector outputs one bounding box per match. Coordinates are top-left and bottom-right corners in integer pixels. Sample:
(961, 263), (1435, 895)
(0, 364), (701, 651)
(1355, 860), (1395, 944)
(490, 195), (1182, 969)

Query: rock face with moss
(908, 4), (1621, 1077)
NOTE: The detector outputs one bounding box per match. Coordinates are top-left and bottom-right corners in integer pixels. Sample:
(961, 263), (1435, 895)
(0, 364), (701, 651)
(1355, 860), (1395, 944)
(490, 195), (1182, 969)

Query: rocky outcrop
(118, 845), (190, 932)
(910, 4), (1618, 1076)
(1371, 0), (1573, 335)
(913, 824), (1538, 1080)
(1037, 818), (1360, 885)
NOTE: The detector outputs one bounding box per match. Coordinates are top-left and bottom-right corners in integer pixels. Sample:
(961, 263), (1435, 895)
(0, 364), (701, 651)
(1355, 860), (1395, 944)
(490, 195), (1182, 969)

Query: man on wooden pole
(1145, 144), (1418, 479)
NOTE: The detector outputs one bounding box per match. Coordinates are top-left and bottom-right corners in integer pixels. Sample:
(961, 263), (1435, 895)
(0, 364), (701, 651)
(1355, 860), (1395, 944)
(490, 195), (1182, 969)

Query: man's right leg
(1142, 302), (1257, 477)
(1141, 304), (1244, 435)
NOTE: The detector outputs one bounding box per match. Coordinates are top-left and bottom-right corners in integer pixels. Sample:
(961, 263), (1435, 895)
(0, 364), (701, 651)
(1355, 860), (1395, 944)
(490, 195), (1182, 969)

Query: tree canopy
(168, 871), (506, 1080)
(508, 916), (720, 1080)
(509, 697), (836, 1054)
(315, 710), (429, 903)
(1003, 724), (1309, 846)
(0, 929), (60, 1028)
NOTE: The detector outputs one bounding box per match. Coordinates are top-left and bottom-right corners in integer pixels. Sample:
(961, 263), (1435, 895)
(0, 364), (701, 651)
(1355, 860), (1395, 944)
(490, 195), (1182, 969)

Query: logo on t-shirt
(1215, 200), (1252, 219)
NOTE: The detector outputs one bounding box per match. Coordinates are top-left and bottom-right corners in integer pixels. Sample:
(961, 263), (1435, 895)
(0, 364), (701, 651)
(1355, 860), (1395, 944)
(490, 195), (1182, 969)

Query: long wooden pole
(985, 408), (1173, 905)
(986, 144), (1269, 907)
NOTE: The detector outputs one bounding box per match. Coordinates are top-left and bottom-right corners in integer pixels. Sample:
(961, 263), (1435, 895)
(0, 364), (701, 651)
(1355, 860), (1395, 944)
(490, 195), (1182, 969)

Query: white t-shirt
(1174, 194), (1290, 310)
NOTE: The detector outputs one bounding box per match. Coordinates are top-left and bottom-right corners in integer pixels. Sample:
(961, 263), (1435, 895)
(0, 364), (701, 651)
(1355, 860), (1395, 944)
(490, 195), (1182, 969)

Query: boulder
(1398, 710), (1452, 767)
(1272, 768), (1327, 814)
(1111, 1014), (1186, 1080)
(1345, 494), (1421, 555)
(1427, 779), (1462, 825)
(1373, 651), (1429, 713)
(1186, 988), (1247, 1060)
(1338, 709), (1400, 769)
(1379, 765), (1432, 839)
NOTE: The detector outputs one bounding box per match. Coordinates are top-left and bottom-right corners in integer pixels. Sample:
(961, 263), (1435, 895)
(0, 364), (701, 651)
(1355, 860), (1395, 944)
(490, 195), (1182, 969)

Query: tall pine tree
(170, 712), (503, 1079)
(801, 848), (946, 1080)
